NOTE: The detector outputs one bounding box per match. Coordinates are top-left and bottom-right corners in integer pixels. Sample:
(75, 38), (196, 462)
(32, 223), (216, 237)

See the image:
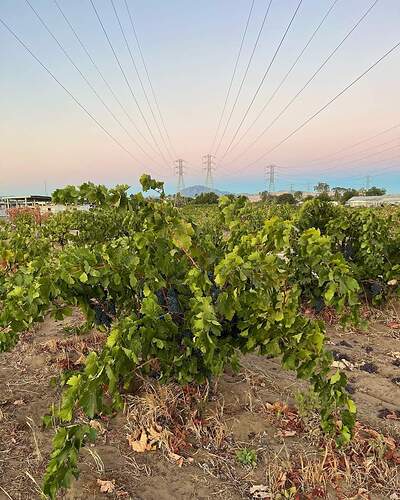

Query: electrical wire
(0, 15), (161, 173)
(25, 0), (161, 167)
(109, 0), (172, 164)
(298, 121), (400, 165)
(89, 0), (168, 166)
(213, 0), (273, 157)
(52, 0), (161, 166)
(220, 0), (304, 161)
(279, 134), (400, 173)
(209, 0), (255, 154)
(230, 38), (400, 176)
(223, 0), (379, 167)
(221, 0), (339, 162)
(123, 0), (177, 159)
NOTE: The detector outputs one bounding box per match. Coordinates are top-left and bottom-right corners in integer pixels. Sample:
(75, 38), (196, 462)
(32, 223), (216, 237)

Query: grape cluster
(343, 241), (355, 260)
(90, 300), (114, 328)
(363, 280), (384, 302)
(166, 287), (181, 315)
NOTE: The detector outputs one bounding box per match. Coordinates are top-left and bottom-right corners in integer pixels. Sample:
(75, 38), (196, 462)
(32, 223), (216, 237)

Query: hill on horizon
(179, 185), (230, 197)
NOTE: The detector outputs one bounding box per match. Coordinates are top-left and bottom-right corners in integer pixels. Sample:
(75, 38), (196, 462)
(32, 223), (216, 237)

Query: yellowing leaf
(97, 479), (115, 493)
(330, 371), (341, 384)
(79, 272), (88, 283)
(347, 399), (357, 414)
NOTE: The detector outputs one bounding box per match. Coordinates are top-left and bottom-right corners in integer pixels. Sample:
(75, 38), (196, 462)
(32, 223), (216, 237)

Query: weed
(236, 448), (257, 467)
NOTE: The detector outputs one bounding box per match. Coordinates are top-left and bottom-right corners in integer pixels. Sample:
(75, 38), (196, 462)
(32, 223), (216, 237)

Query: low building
(245, 193), (262, 202)
(0, 195), (73, 220)
(0, 195), (49, 220)
(346, 194), (400, 207)
(0, 194), (51, 208)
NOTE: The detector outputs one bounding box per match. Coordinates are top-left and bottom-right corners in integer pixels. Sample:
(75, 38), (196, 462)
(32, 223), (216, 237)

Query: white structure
(347, 194), (400, 207)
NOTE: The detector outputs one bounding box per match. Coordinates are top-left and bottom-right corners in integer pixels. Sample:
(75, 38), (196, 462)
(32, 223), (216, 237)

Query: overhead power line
(52, 0), (159, 164)
(279, 133), (400, 173)
(223, 0), (379, 167)
(278, 148), (400, 181)
(330, 158), (400, 183)
(220, 0), (304, 161)
(89, 0), (168, 166)
(0, 15), (157, 171)
(299, 141), (400, 178)
(109, 0), (172, 164)
(221, 0), (338, 162)
(301, 121), (400, 165)
(231, 38), (400, 175)
(26, 0), (161, 167)
(213, 0), (273, 157)
(123, 0), (177, 159)
(209, 0), (255, 154)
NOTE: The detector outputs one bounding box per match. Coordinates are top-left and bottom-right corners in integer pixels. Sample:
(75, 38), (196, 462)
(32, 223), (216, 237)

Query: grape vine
(2, 176), (398, 498)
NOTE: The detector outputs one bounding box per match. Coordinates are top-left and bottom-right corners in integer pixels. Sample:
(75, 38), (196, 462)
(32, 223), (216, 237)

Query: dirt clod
(359, 362), (378, 373)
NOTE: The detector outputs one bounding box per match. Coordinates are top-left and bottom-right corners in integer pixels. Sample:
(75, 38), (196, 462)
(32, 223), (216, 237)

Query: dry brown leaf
(332, 359), (354, 371)
(148, 424), (163, 441)
(97, 479), (115, 493)
(384, 436), (396, 451)
(89, 419), (106, 435)
(169, 452), (184, 467)
(275, 430), (297, 438)
(42, 339), (58, 351)
(387, 321), (400, 329)
(127, 430), (155, 453)
(13, 399), (24, 406)
(74, 353), (86, 366)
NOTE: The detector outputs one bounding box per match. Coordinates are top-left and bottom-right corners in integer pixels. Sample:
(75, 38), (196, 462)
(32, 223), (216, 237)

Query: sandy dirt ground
(0, 306), (399, 499)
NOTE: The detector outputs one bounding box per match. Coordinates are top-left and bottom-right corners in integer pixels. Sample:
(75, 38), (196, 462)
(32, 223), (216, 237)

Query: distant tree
(332, 187), (347, 200)
(317, 192), (331, 202)
(365, 186), (386, 196)
(293, 191), (303, 201)
(314, 182), (330, 193)
(260, 191), (274, 203)
(276, 193), (296, 205)
(173, 193), (190, 206)
(191, 192), (219, 204)
(341, 189), (359, 204)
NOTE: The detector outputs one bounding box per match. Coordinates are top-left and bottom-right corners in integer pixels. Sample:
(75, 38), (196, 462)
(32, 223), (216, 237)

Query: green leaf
(324, 283), (336, 303)
(330, 371), (341, 384)
(347, 399), (357, 414)
(79, 272), (88, 283)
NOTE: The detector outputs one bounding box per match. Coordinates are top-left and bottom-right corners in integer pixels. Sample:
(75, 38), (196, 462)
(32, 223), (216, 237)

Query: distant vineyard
(0, 175), (399, 498)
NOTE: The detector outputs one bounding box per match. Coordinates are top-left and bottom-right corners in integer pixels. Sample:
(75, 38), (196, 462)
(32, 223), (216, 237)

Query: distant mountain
(180, 185), (230, 197)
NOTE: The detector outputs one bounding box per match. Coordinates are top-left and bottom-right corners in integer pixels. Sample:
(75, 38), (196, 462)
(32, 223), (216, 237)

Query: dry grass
(118, 372), (400, 499)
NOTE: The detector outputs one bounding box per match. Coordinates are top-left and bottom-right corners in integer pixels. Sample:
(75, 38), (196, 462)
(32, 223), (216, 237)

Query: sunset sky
(1, 0), (399, 195)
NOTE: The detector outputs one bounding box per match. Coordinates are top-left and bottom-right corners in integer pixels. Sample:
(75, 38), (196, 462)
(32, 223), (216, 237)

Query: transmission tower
(265, 164), (276, 193)
(365, 175), (371, 190)
(175, 159), (185, 194)
(203, 154), (216, 189)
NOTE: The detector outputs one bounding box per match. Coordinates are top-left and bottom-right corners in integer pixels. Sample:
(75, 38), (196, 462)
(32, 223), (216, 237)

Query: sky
(1, 0), (400, 195)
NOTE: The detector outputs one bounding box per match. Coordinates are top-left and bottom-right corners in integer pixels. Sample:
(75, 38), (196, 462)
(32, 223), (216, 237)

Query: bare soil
(0, 305), (400, 500)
